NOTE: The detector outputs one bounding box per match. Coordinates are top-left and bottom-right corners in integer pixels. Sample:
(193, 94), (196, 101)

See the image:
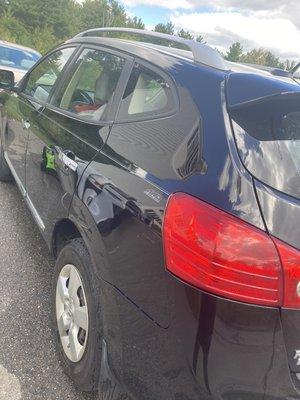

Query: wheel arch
(52, 195), (115, 287)
(51, 218), (82, 258)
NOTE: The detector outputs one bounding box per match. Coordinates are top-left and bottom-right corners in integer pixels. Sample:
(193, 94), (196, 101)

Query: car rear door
(73, 59), (203, 327)
(24, 44), (131, 244)
(71, 57), (207, 398)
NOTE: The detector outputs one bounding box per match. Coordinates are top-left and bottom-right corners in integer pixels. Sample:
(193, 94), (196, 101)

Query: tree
(225, 42), (243, 62)
(126, 16), (145, 30)
(30, 26), (57, 54)
(196, 35), (206, 44)
(78, 0), (143, 33)
(154, 22), (174, 35)
(7, 0), (79, 39)
(0, 9), (29, 44)
(109, 0), (129, 27)
(264, 50), (284, 69)
(240, 48), (284, 69)
(0, 9), (58, 53)
(0, 0), (297, 68)
(177, 29), (193, 40)
(0, 0), (9, 17)
(285, 59), (297, 70)
(78, 0), (113, 31)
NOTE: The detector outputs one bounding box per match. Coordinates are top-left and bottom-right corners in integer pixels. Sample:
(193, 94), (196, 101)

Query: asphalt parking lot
(0, 181), (96, 400)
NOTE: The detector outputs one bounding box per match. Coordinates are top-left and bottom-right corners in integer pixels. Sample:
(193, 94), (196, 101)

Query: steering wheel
(72, 89), (94, 105)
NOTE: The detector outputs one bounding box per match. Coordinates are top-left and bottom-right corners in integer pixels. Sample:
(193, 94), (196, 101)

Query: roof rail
(75, 27), (228, 71)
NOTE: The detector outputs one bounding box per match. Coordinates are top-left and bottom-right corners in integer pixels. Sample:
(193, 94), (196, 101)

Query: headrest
(94, 70), (111, 103)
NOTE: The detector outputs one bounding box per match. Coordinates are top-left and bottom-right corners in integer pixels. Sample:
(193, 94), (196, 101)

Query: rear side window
(53, 48), (125, 122)
(230, 93), (300, 198)
(117, 63), (174, 120)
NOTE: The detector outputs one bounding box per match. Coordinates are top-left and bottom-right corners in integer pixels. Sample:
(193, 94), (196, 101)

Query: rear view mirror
(0, 69), (15, 90)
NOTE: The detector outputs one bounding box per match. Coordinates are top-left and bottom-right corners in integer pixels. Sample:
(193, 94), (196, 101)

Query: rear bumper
(98, 276), (300, 400)
(169, 279), (300, 400)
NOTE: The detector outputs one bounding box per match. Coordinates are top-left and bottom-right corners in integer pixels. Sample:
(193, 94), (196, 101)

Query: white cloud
(170, 10), (300, 58)
(122, 0), (300, 15)
(122, 0), (194, 9)
(120, 0), (300, 58)
(145, 24), (156, 31)
(121, 0), (300, 31)
(121, 0), (300, 14)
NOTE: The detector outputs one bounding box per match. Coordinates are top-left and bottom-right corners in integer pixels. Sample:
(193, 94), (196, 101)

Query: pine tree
(154, 22), (175, 35)
(225, 42), (243, 62)
(241, 48), (285, 69)
(196, 35), (206, 44)
(177, 29), (193, 40)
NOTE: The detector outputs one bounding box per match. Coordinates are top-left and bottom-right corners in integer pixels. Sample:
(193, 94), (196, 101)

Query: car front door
(24, 45), (130, 243)
(2, 46), (76, 197)
(2, 86), (31, 194)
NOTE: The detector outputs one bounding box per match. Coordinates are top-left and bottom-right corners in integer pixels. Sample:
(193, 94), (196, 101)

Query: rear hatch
(229, 88), (300, 200)
(226, 72), (300, 245)
(226, 72), (300, 383)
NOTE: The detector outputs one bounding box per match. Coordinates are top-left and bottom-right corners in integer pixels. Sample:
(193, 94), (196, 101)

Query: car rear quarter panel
(255, 180), (300, 250)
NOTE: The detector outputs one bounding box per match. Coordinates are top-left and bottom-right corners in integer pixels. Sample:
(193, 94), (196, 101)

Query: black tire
(0, 135), (12, 182)
(52, 238), (103, 392)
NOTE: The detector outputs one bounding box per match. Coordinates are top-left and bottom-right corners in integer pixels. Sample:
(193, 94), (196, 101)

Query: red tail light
(163, 193), (284, 306)
(274, 239), (300, 308)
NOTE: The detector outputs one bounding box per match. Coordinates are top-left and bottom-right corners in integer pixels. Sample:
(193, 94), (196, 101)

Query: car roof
(73, 27), (228, 70)
(66, 36), (229, 74)
(0, 40), (41, 57)
(66, 36), (295, 85)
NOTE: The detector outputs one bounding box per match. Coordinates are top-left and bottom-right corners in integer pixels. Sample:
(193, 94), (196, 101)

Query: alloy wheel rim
(55, 264), (89, 363)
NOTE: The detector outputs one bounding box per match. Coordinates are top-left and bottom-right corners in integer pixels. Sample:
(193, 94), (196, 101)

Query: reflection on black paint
(193, 294), (217, 394)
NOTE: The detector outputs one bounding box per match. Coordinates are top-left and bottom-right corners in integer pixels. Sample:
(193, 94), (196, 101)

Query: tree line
(0, 0), (296, 69)
(225, 42), (296, 70)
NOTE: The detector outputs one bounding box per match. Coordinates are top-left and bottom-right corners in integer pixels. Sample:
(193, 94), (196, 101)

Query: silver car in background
(0, 40), (41, 82)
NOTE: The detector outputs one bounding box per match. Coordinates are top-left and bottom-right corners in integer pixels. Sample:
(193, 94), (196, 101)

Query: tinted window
(23, 47), (75, 103)
(231, 99), (300, 142)
(230, 94), (300, 198)
(0, 44), (40, 71)
(53, 48), (125, 122)
(118, 63), (173, 120)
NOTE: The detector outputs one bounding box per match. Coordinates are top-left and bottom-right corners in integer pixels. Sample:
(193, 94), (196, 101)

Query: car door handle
(58, 150), (78, 172)
(22, 119), (30, 130)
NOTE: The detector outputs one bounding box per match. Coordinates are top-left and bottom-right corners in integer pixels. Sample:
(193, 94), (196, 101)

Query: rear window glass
(230, 94), (300, 198)
(117, 63), (174, 120)
(231, 96), (300, 141)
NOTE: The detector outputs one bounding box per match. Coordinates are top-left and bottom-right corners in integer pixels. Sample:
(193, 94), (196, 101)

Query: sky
(120, 0), (300, 59)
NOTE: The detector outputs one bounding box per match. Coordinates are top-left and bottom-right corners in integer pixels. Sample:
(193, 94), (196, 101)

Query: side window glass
(23, 47), (75, 103)
(53, 48), (125, 122)
(118, 63), (174, 120)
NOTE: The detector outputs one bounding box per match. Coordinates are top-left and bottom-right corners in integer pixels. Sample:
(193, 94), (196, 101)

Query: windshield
(0, 44), (40, 71)
(230, 93), (300, 199)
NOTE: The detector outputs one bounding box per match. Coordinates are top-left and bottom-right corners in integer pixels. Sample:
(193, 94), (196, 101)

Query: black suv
(0, 27), (300, 400)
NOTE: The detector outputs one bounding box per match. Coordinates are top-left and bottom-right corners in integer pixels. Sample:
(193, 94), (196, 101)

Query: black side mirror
(0, 69), (15, 90)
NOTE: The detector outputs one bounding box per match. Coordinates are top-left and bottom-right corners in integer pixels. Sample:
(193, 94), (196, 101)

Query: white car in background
(0, 40), (41, 82)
